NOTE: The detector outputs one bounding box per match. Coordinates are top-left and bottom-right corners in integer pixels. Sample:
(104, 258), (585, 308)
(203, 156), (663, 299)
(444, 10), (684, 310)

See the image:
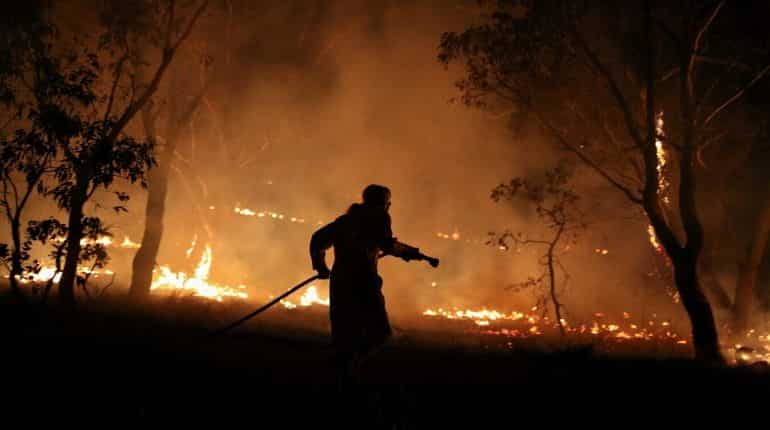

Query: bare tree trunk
(129, 63), (207, 298)
(733, 192), (770, 331)
(58, 180), (87, 306)
(129, 147), (172, 299)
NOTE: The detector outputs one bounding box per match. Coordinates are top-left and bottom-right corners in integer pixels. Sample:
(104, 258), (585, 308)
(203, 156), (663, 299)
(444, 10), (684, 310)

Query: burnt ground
(1, 292), (768, 426)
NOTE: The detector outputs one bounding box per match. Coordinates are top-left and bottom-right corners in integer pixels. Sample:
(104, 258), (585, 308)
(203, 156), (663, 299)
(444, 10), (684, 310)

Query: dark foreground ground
(1, 293), (769, 426)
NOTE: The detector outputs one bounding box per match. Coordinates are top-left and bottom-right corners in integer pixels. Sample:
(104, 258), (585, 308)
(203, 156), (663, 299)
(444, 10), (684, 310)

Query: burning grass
(4, 226), (770, 365)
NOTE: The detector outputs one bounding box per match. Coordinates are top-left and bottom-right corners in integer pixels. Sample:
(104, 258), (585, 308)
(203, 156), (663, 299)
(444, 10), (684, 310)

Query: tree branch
(654, 19), (683, 54)
(6, 170), (20, 211)
(536, 114), (643, 204)
(687, 0), (725, 99)
(571, 26), (645, 148)
(165, 0), (176, 52)
(2, 173), (14, 222)
(108, 0), (209, 144)
(86, 181), (99, 201)
(104, 53), (129, 122)
(695, 130), (727, 168)
(694, 55), (752, 71)
(702, 63), (770, 126)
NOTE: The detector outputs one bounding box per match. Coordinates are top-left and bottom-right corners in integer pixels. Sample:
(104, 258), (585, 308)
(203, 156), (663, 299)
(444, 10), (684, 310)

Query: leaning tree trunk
(673, 115), (722, 362)
(732, 192), (770, 332)
(649, 208), (722, 362)
(129, 61), (209, 299)
(672, 250), (723, 362)
(58, 179), (87, 306)
(640, 87), (722, 361)
(129, 68), (183, 299)
(129, 150), (172, 299)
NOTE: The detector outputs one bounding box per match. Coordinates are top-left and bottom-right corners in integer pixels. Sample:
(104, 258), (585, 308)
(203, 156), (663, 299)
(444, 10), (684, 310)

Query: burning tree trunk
(641, 9), (721, 361)
(733, 192), (770, 332)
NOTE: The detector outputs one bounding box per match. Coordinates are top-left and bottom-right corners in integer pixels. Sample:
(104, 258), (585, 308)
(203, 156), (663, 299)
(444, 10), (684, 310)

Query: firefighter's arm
(390, 240), (440, 267)
(309, 221), (335, 278)
(377, 214), (438, 267)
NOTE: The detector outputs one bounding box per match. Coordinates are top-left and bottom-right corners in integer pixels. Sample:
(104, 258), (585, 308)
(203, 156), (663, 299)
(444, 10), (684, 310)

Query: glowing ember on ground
(420, 306), (770, 364)
(727, 332), (770, 365)
(421, 306), (688, 343)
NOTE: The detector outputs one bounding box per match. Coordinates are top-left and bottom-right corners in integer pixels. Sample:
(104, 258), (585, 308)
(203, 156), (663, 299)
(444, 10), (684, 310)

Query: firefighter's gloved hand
(316, 267), (331, 280)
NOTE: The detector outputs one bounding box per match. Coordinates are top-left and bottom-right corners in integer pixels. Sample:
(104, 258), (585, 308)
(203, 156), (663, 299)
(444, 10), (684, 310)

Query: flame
(234, 205), (304, 223)
(150, 244), (248, 302)
(79, 236), (113, 247)
(10, 265), (114, 284)
(185, 234), (198, 259)
(299, 286), (329, 306)
(647, 112), (670, 255)
(10, 195), (770, 367)
(280, 285), (329, 308)
(18, 266), (62, 284)
(120, 236), (141, 249)
(51, 234), (144, 249)
(234, 206), (256, 216)
(654, 112), (670, 204)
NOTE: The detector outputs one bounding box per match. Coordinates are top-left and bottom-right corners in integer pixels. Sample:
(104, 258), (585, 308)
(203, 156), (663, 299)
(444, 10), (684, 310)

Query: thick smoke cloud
(9, 0), (690, 331)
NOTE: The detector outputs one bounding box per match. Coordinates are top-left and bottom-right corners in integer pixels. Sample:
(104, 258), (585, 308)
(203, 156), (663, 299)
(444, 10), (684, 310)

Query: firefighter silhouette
(310, 184), (438, 384)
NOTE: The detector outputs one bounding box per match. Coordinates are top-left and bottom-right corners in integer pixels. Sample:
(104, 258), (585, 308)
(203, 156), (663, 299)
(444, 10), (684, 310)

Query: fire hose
(208, 274), (319, 337)
(209, 246), (438, 337)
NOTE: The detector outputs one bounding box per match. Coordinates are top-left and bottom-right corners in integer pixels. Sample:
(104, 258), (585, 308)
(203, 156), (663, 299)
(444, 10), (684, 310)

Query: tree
(1, 119), (55, 300)
(491, 162), (586, 336)
(49, 0), (209, 304)
(0, 2), (55, 301)
(128, 62), (210, 299)
(440, 0), (770, 362)
(695, 115), (770, 332)
(127, 1), (217, 299)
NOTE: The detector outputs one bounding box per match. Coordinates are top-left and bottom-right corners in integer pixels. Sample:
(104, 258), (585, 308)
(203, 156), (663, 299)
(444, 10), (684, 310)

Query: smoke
(5, 0), (692, 331)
